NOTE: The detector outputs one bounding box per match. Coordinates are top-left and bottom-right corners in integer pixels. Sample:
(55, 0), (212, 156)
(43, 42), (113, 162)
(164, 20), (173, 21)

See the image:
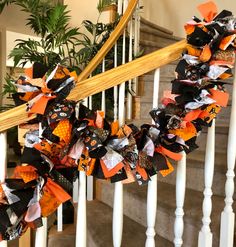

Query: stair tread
(140, 39), (177, 48)
(122, 181), (224, 229)
(48, 200), (173, 247)
(140, 17), (174, 35)
(96, 179), (232, 240)
(140, 26), (181, 42)
(140, 39), (163, 49)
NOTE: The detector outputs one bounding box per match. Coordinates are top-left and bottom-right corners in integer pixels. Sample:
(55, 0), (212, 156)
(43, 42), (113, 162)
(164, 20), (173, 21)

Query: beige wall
(0, 5), (33, 35)
(1, 1), (236, 38)
(6, 31), (41, 67)
(141, 0), (236, 38)
(64, 0), (110, 29)
(0, 28), (7, 104)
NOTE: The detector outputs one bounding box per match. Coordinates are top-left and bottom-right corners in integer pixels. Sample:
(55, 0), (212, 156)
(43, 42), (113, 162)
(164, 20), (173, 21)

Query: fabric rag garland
(0, 1), (235, 242)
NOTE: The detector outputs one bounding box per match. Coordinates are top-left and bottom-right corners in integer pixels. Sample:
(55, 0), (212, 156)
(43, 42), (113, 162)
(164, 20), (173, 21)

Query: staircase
(93, 19), (235, 247)
(1, 0), (236, 246)
(46, 19), (181, 247)
(46, 18), (236, 247)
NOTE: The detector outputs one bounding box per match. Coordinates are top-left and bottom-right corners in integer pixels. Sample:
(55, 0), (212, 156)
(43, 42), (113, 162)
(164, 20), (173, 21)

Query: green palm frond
(0, 0), (15, 13)
(1, 74), (17, 96)
(97, 0), (116, 13)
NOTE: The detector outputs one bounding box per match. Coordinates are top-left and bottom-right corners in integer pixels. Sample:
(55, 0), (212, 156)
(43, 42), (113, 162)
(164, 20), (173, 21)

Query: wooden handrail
(0, 39), (187, 132)
(77, 0), (138, 82)
(0, 0), (138, 132)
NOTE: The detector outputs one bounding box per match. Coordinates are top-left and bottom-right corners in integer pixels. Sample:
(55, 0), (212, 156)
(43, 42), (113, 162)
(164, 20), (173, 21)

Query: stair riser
(140, 21), (173, 36)
(95, 180), (220, 247)
(141, 81), (172, 103)
(140, 35), (178, 48)
(141, 45), (166, 54)
(196, 132), (228, 152)
(157, 166), (230, 198)
(140, 29), (177, 46)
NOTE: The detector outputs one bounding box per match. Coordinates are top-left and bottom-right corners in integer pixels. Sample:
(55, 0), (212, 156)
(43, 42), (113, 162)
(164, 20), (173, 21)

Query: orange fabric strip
(29, 95), (56, 115)
(136, 163), (149, 181)
(169, 122), (197, 141)
(183, 109), (202, 122)
(160, 159), (174, 177)
(197, 1), (218, 22)
(122, 163), (136, 184)
(219, 34), (236, 50)
(111, 121), (119, 136)
(40, 188), (60, 217)
(95, 111), (104, 128)
(86, 158), (96, 176)
(53, 119), (72, 144)
(13, 166), (38, 183)
(24, 67), (33, 78)
(45, 178), (71, 203)
(200, 45), (212, 62)
(100, 160), (124, 178)
(155, 146), (182, 161)
(209, 89), (229, 107)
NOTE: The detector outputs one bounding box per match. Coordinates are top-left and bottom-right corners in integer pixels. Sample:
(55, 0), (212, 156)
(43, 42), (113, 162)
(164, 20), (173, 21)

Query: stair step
(140, 17), (173, 35)
(96, 180), (233, 247)
(157, 152), (230, 197)
(140, 39), (178, 52)
(140, 26), (181, 43)
(48, 200), (173, 247)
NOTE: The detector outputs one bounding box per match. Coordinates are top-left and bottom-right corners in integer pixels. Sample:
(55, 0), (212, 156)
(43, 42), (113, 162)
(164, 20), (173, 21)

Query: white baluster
(86, 176), (94, 201)
(127, 14), (134, 120)
(117, 0), (123, 15)
(76, 171), (87, 247)
(35, 126), (48, 246)
(114, 43), (118, 121)
(113, 181), (123, 247)
(0, 132), (7, 247)
(73, 178), (79, 203)
(87, 74), (94, 201)
(89, 96), (93, 110)
(101, 59), (106, 113)
(75, 100), (88, 247)
(198, 120), (215, 247)
(117, 2), (127, 126)
(57, 204), (63, 232)
(113, 0), (123, 122)
(220, 68), (236, 247)
(174, 152), (186, 247)
(133, 1), (140, 94)
(35, 218), (47, 247)
(0, 132), (7, 184)
(113, 2), (128, 246)
(123, 0), (128, 13)
(114, 70), (125, 247)
(83, 97), (88, 107)
(145, 174), (157, 247)
(145, 68), (160, 247)
(114, 1), (122, 122)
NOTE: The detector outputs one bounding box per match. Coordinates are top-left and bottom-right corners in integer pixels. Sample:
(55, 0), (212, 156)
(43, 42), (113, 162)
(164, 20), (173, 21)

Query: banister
(0, 39), (187, 132)
(0, 0), (138, 132)
(77, 0), (138, 82)
(68, 39), (186, 99)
